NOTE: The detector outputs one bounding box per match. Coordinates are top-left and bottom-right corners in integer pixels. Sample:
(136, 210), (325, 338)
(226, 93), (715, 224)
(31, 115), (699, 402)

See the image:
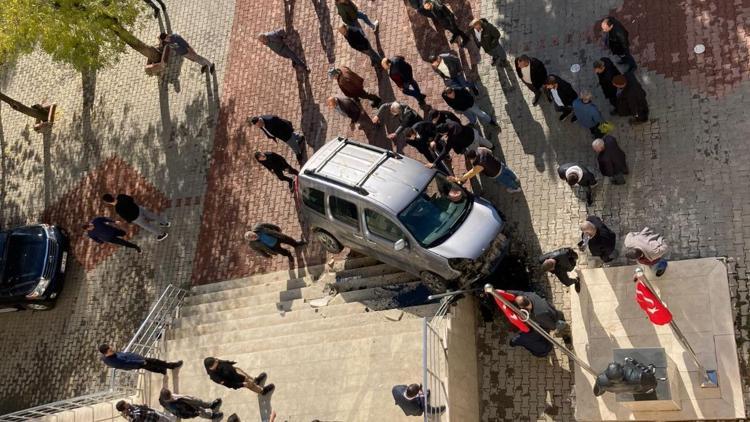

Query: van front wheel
(315, 230), (343, 253)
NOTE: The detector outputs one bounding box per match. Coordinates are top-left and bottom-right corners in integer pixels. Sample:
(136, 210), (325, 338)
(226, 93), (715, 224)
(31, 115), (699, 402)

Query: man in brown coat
(327, 96), (367, 130)
(329, 66), (382, 108)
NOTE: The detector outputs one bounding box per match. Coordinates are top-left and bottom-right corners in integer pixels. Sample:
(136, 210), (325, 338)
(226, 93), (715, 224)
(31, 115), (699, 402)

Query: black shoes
(253, 372), (267, 385)
(261, 384), (275, 396)
(170, 360), (183, 369)
(210, 399), (222, 411)
(574, 280), (581, 293)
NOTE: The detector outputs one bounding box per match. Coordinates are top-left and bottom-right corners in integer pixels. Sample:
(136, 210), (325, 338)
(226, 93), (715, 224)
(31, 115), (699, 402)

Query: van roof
(300, 138), (434, 213)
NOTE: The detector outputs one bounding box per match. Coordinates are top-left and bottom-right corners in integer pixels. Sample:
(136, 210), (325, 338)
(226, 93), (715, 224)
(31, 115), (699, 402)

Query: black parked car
(0, 224), (69, 311)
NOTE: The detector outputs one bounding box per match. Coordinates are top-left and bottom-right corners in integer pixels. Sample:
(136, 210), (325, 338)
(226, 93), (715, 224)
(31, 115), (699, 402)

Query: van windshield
(1, 227), (46, 286)
(397, 173), (471, 248)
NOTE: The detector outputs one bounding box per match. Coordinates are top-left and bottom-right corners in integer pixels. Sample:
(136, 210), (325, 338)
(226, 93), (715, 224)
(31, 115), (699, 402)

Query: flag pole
(634, 268), (719, 388)
(483, 284), (599, 377)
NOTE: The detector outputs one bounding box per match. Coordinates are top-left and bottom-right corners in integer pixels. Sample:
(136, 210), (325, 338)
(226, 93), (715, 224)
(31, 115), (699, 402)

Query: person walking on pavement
(159, 388), (223, 420)
(249, 115), (306, 163)
(506, 290), (568, 356)
(593, 58), (622, 110)
(592, 136), (628, 185)
(382, 56), (427, 105)
(422, 0), (470, 46)
(580, 216), (618, 263)
(338, 24), (382, 67)
(601, 16), (636, 73)
(469, 18), (509, 67)
(159, 33), (214, 74)
(372, 101), (422, 141)
(544, 75), (578, 122)
(429, 53), (477, 93)
(428, 120), (493, 169)
(143, 0), (166, 18)
(539, 248), (580, 292)
(258, 29), (309, 71)
(204, 357), (275, 396)
(572, 91), (605, 138)
(441, 87), (499, 127)
(99, 343), (182, 374)
(449, 147), (521, 193)
(328, 67), (382, 108)
(402, 123), (452, 175)
(514, 55), (548, 106)
(102, 194), (169, 241)
(624, 227), (669, 277)
(557, 163), (598, 205)
(254, 151), (299, 192)
(612, 73), (649, 124)
(116, 401), (172, 422)
(335, 0), (379, 31)
(327, 96), (367, 131)
(83, 217), (142, 253)
(244, 223), (306, 259)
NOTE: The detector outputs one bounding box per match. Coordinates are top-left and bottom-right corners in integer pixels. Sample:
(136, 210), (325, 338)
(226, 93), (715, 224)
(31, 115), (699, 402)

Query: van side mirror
(394, 238), (407, 251)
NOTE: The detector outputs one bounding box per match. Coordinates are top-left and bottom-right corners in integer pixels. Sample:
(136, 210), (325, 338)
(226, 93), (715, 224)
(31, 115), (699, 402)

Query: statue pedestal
(613, 347), (681, 411)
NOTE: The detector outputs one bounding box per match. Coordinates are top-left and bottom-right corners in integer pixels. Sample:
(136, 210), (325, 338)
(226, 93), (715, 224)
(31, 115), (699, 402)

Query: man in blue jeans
(335, 0), (379, 31)
(99, 343), (182, 374)
(382, 56), (427, 105)
(450, 147), (521, 193)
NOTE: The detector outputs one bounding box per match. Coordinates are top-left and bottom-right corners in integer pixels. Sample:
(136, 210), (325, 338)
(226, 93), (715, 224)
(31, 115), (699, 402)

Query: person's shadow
(502, 67), (549, 172)
(310, 0), (336, 65)
(404, 4), (450, 61)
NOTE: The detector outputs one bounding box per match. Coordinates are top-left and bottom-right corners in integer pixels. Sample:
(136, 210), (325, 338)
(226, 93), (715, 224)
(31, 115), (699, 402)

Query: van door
(327, 195), (369, 252)
(362, 208), (415, 270)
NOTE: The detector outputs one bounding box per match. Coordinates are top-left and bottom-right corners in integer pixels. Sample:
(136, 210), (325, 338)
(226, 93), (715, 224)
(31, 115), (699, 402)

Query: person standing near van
(449, 147), (521, 193)
(428, 120), (493, 169)
(102, 193), (169, 241)
(245, 223), (306, 259)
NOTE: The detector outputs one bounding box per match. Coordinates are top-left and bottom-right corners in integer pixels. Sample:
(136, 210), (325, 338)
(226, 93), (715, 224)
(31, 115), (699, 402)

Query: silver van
(295, 138), (508, 286)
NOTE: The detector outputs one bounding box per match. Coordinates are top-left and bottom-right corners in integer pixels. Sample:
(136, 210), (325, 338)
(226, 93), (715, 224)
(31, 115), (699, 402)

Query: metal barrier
(422, 297), (451, 422)
(0, 284), (188, 422)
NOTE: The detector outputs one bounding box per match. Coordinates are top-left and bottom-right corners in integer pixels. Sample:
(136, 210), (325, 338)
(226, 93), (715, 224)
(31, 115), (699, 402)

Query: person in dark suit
(514, 55), (548, 106)
(403, 123), (452, 175)
(429, 120), (493, 168)
(254, 151), (299, 192)
(580, 216), (617, 263)
(601, 16), (636, 73)
(539, 248), (580, 292)
(392, 383), (445, 416)
(592, 136), (628, 184)
(469, 18), (508, 66)
(338, 23), (382, 67)
(327, 96), (367, 131)
(427, 108), (461, 126)
(441, 87), (498, 126)
(544, 75), (578, 121)
(382, 56), (427, 105)
(613, 73), (649, 124)
(158, 388), (223, 420)
(372, 101), (422, 141)
(244, 223), (306, 258)
(507, 290), (567, 356)
(258, 29), (309, 71)
(557, 163), (597, 205)
(429, 53), (477, 92)
(593, 58), (622, 110)
(422, 0), (470, 46)
(249, 115), (305, 162)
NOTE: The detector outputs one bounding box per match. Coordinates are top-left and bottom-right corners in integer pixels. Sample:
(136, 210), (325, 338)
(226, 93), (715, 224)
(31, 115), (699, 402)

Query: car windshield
(398, 173), (471, 248)
(1, 227), (46, 285)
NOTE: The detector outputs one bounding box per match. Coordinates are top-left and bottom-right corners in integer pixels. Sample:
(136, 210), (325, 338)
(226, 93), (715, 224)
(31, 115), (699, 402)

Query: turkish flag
(635, 280), (673, 325)
(493, 290), (530, 333)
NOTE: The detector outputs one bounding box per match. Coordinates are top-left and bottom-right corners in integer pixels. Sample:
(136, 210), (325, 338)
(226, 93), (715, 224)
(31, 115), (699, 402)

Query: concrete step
(190, 257), (380, 295)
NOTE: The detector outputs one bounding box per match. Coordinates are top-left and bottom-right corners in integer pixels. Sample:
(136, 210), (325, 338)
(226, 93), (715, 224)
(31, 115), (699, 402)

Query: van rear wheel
(315, 230), (343, 253)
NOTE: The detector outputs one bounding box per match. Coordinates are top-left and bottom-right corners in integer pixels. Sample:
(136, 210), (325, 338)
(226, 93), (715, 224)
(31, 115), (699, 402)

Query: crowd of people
(79, 0), (673, 419)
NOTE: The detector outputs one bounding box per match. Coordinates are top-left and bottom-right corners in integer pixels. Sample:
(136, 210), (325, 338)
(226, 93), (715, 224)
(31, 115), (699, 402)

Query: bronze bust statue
(593, 357), (658, 396)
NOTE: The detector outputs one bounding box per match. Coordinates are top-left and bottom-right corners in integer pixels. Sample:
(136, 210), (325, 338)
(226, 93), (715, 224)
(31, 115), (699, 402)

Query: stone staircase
(150, 257), (439, 422)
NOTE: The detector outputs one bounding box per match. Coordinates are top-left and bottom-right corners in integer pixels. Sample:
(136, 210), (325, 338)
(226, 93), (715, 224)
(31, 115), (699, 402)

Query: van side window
(365, 209), (403, 242)
(329, 196), (359, 228)
(302, 188), (325, 214)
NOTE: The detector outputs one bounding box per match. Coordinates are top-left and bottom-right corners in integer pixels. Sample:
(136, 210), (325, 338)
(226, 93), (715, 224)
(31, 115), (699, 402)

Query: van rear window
(329, 196), (359, 228)
(302, 188), (325, 214)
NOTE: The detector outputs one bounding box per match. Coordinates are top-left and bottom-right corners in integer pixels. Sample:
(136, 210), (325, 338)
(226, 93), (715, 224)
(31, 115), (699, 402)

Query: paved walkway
(1, 0), (750, 419)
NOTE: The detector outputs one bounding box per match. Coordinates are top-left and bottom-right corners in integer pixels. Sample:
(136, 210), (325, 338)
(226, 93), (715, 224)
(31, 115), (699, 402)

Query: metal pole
(634, 268), (718, 388)
(483, 284), (599, 377)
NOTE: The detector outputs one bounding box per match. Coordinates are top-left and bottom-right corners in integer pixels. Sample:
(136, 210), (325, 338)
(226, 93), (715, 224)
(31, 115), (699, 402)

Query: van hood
(427, 199), (503, 259)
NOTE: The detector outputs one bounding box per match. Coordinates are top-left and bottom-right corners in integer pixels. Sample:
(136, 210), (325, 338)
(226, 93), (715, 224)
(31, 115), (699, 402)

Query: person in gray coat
(429, 53), (477, 93)
(372, 101), (422, 141)
(244, 223), (306, 258)
(258, 29), (309, 71)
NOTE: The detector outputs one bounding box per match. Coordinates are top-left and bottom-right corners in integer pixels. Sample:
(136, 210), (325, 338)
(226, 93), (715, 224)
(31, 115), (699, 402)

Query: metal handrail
(422, 296), (452, 422)
(0, 284), (188, 421)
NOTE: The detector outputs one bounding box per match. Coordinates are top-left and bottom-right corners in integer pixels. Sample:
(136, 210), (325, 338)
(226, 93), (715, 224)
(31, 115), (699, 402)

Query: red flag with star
(493, 290), (530, 333)
(635, 279), (673, 325)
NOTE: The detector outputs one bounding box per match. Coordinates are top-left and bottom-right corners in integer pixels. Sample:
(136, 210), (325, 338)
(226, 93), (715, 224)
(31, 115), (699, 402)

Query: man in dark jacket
(429, 53), (476, 92)
(601, 16), (636, 73)
(159, 388), (222, 420)
(327, 96), (366, 131)
(402, 123), (452, 175)
(427, 108), (461, 126)
(469, 18), (508, 66)
(515, 55), (548, 106)
(99, 343), (182, 374)
(441, 87), (498, 126)
(254, 151), (299, 191)
(539, 248), (580, 292)
(245, 223), (305, 258)
(392, 383), (445, 416)
(450, 147), (521, 193)
(102, 193), (169, 241)
(592, 136), (628, 184)
(338, 23), (382, 67)
(423, 0), (470, 45)
(593, 58), (622, 109)
(507, 290), (566, 356)
(335, 0), (378, 31)
(557, 163), (598, 205)
(613, 73), (649, 124)
(544, 75), (578, 121)
(329, 66), (381, 107)
(372, 101), (422, 141)
(429, 120), (492, 167)
(204, 357), (274, 395)
(83, 217), (141, 253)
(249, 115), (305, 161)
(116, 401), (171, 422)
(382, 56), (427, 105)
(580, 216), (617, 263)
(258, 29), (309, 71)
